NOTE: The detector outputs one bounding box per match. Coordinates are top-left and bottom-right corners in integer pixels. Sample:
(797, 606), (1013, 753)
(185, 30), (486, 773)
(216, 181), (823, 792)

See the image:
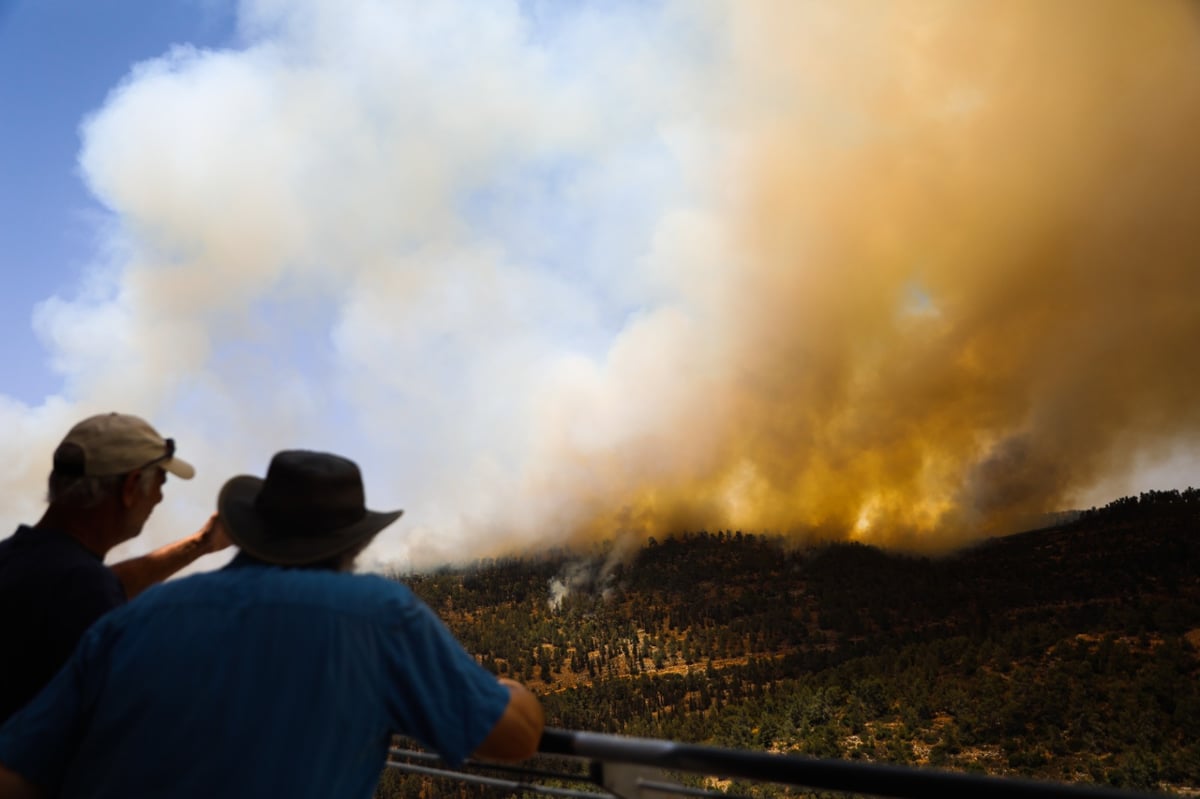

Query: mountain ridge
(380, 488), (1200, 796)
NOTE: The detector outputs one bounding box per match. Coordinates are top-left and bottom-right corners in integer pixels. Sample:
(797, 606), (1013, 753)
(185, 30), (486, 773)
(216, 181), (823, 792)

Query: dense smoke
(525, 0), (1200, 552)
(3, 1), (1198, 568)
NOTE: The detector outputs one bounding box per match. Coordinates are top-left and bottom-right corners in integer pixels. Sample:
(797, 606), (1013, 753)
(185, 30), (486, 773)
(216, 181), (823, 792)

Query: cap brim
(163, 457), (195, 480)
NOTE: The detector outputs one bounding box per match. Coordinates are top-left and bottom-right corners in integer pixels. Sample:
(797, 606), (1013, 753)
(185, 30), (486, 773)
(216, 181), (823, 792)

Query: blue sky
(1, 0), (1197, 568)
(1, 0), (238, 403)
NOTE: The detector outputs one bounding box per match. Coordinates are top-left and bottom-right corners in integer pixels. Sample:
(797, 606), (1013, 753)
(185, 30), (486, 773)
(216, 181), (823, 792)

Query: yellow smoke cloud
(541, 0), (1200, 552)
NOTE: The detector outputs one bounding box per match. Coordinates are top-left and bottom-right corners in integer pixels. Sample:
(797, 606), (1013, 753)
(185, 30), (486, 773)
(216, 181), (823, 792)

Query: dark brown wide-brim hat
(218, 450), (403, 566)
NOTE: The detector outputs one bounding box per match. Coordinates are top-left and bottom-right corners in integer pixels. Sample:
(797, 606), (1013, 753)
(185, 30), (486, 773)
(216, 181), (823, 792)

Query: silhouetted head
(42, 412), (195, 552)
(218, 450), (403, 568)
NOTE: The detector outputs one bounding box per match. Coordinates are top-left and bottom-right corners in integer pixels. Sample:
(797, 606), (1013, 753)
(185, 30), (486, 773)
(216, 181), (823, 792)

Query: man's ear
(121, 471), (143, 508)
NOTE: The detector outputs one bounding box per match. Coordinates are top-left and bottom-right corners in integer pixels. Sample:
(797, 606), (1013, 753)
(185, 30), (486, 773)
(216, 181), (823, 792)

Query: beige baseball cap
(52, 413), (195, 479)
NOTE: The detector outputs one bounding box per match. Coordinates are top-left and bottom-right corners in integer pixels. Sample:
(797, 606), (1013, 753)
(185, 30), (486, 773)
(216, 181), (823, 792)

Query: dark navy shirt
(0, 560), (511, 799)
(0, 525), (126, 724)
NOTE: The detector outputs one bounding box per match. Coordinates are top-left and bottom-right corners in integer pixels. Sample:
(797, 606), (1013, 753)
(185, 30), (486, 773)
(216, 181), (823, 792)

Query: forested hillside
(377, 489), (1200, 797)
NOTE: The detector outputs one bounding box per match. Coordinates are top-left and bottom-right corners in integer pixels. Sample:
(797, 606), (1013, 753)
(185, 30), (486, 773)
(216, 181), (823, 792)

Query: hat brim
(218, 474), (402, 566)
(164, 457), (195, 480)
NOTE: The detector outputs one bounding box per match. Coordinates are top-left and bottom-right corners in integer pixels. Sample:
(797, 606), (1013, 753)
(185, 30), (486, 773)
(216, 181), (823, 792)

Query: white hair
(47, 467), (161, 509)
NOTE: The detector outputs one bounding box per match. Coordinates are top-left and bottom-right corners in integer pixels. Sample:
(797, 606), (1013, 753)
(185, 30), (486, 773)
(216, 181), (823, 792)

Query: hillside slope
(387, 489), (1200, 795)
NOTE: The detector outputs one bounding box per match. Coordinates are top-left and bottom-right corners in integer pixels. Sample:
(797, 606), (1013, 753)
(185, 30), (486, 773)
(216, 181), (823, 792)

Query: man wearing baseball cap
(0, 449), (543, 799)
(0, 412), (232, 725)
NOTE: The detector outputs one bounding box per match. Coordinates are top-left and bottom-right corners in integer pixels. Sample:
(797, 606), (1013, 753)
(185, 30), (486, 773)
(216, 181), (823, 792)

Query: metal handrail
(385, 758), (605, 798)
(539, 728), (1171, 799)
(386, 728), (1174, 799)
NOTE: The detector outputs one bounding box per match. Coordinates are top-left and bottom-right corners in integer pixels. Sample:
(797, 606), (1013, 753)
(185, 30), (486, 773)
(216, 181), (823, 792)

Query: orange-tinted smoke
(552, 1), (1200, 553)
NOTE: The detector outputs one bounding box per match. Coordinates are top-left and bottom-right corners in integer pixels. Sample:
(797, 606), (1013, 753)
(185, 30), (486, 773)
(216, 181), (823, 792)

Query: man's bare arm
(0, 762), (43, 799)
(109, 514), (232, 599)
(472, 678), (545, 762)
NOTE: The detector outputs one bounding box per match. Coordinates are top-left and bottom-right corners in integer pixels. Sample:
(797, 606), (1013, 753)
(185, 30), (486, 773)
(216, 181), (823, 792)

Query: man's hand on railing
(472, 677), (545, 762)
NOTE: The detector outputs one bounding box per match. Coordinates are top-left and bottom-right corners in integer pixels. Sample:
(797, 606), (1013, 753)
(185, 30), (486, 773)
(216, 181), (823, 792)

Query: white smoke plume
(547, 536), (633, 611)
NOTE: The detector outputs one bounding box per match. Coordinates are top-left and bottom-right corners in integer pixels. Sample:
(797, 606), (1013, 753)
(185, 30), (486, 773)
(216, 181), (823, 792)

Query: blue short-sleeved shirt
(0, 525), (126, 724)
(0, 559), (511, 799)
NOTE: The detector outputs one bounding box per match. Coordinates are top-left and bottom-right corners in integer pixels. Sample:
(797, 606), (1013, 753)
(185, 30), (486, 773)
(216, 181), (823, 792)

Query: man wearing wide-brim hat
(0, 412), (232, 727)
(0, 449), (544, 799)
